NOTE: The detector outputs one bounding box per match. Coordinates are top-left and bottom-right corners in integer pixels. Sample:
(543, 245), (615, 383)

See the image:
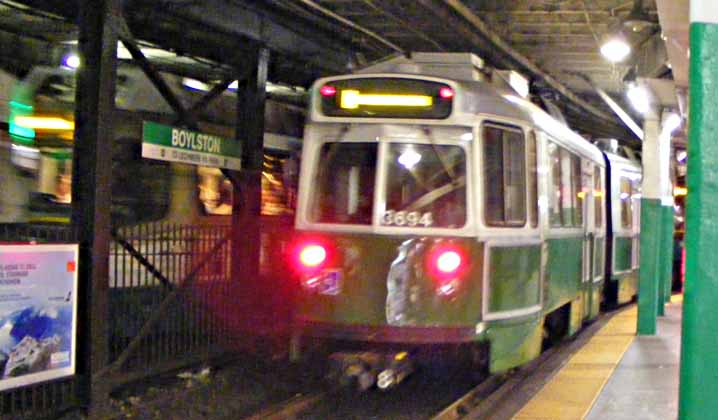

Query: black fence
(0, 222), (244, 418)
(106, 222), (233, 383)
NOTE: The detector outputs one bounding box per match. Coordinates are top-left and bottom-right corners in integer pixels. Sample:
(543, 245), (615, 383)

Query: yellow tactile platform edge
(512, 307), (637, 420)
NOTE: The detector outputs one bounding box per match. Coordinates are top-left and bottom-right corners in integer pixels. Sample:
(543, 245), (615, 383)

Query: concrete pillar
(679, 3), (718, 417)
(638, 114), (662, 334)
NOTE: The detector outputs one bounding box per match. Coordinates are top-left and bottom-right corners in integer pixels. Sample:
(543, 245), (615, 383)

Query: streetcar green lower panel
(487, 317), (543, 373)
(486, 244), (541, 314)
(594, 237), (605, 279)
(612, 271), (638, 304)
(613, 237), (633, 272)
(544, 237), (583, 313)
(569, 295), (584, 335)
(589, 282), (603, 319)
(295, 233), (486, 328)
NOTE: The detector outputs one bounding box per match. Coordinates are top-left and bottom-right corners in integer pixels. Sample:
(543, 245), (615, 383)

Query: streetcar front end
(290, 75), (490, 383)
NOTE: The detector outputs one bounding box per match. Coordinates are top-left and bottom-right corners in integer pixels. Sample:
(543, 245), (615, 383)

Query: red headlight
(436, 250), (462, 273)
(299, 244), (327, 268)
(426, 244), (467, 296)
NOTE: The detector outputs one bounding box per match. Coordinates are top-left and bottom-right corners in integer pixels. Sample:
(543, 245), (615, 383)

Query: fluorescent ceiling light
(626, 83), (651, 114)
(662, 112), (682, 135)
(600, 38), (631, 62)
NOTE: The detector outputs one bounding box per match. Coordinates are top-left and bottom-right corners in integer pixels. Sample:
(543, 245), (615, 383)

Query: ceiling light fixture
(626, 83), (651, 114)
(662, 112), (682, 136)
(600, 36), (631, 62)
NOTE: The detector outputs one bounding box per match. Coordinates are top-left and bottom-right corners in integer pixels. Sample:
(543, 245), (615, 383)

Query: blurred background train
(288, 53), (642, 390)
(3, 62), (303, 227)
(0, 59), (306, 352)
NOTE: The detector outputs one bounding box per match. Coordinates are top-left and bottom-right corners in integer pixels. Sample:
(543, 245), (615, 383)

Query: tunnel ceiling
(0, 0), (668, 145)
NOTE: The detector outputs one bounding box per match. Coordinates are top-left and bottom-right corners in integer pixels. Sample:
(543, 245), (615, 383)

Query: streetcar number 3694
(382, 210), (433, 227)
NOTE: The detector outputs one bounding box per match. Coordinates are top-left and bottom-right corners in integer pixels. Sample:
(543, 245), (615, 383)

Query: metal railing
(107, 223), (233, 380)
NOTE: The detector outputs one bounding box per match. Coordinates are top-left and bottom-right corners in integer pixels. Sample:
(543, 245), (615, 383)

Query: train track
(430, 309), (621, 420)
(236, 349), (559, 420)
(237, 391), (329, 420)
(429, 347), (560, 420)
(237, 310), (618, 420)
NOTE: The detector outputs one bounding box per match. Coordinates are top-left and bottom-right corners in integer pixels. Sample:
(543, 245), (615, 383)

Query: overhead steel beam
(16, 0), (353, 82)
(152, 0), (353, 70)
(419, 0), (620, 128)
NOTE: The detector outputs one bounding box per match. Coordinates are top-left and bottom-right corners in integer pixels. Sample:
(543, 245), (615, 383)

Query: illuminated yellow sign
(15, 116), (74, 130)
(339, 89), (433, 109)
(674, 186), (687, 196)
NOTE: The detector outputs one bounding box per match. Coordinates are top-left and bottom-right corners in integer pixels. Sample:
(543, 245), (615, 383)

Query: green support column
(679, 6), (718, 417)
(638, 199), (661, 334)
(656, 208), (667, 316)
(663, 205), (674, 304)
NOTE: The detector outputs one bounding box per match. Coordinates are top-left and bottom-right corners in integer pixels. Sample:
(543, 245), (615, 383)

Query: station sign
(0, 244), (79, 391)
(141, 121), (242, 170)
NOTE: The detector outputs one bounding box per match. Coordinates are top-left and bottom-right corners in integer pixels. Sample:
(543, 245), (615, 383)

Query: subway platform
(509, 296), (681, 420)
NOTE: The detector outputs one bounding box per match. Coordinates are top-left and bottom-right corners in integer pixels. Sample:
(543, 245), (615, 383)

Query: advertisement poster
(0, 244), (78, 391)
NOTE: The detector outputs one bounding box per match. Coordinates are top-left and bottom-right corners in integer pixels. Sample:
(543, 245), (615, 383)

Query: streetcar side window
(482, 124), (526, 227)
(310, 142), (377, 225)
(527, 131), (538, 228)
(594, 166), (603, 229)
(549, 142), (584, 228)
(548, 142), (563, 227)
(559, 148), (574, 226)
(620, 176), (633, 229)
(572, 154), (583, 227)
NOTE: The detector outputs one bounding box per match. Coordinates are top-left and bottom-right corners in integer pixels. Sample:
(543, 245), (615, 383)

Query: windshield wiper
(423, 126), (457, 185)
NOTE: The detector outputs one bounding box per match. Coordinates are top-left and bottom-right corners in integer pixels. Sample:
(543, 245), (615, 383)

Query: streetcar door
(591, 166), (606, 318)
(581, 160), (594, 320)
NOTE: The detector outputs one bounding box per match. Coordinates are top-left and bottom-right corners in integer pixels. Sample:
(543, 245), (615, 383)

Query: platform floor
(512, 296), (681, 420)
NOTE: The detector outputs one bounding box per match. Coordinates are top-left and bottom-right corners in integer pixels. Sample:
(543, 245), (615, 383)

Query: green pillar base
(680, 21), (718, 419)
(638, 198), (661, 335)
(663, 205), (674, 305)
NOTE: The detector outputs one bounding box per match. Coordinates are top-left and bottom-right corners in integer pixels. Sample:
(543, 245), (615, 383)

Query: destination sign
(318, 77), (454, 119)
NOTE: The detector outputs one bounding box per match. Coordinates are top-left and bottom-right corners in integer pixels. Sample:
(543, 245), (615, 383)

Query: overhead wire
(360, 0), (445, 51)
(295, 0), (405, 54)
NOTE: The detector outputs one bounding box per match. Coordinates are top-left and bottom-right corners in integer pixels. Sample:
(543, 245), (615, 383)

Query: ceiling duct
(623, 0), (655, 33)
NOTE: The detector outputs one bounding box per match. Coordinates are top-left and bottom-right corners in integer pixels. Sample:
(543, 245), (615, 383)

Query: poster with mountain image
(0, 244), (78, 391)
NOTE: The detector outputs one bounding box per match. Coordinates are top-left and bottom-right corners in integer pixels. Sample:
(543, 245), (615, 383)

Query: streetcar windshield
(384, 144), (466, 228)
(308, 142), (467, 228)
(310, 142), (378, 224)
